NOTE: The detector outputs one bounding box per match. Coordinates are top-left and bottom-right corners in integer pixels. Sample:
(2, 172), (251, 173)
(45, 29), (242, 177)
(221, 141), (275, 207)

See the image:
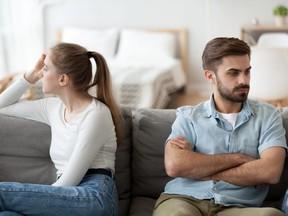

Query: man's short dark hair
(202, 37), (251, 72)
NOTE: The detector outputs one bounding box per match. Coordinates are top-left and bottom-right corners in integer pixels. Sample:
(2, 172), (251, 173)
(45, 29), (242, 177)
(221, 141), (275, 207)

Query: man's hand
(170, 136), (192, 150)
(24, 53), (46, 84)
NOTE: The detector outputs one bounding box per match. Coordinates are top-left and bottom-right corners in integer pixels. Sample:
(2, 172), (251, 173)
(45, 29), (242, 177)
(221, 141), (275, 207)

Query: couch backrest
(115, 107), (133, 216)
(131, 109), (175, 198)
(265, 108), (288, 202)
(0, 114), (56, 184)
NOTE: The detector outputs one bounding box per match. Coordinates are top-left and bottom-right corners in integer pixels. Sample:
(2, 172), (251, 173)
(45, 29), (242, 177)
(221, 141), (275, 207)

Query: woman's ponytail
(88, 52), (122, 144)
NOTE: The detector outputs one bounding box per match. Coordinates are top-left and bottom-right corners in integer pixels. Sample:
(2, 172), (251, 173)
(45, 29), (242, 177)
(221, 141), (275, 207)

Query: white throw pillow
(61, 27), (119, 59)
(116, 29), (177, 64)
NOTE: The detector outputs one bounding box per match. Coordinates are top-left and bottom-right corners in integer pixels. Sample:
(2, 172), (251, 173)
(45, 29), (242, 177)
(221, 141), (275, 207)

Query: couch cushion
(132, 109), (175, 198)
(0, 114), (56, 184)
(281, 107), (288, 143)
(263, 156), (288, 209)
(263, 108), (288, 207)
(115, 107), (133, 216)
(129, 196), (156, 216)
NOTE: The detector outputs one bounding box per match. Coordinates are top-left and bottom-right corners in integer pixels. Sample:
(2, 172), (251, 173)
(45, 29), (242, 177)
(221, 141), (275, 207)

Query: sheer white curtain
(0, 35), (7, 77)
(0, 0), (8, 76)
(0, 0), (43, 76)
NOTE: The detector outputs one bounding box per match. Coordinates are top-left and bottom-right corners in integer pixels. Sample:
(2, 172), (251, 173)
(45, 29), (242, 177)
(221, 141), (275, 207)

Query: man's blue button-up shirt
(165, 97), (287, 207)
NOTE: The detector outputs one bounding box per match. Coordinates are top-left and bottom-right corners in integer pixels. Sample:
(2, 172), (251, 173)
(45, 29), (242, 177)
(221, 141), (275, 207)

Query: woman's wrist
(24, 71), (39, 84)
(24, 53), (45, 84)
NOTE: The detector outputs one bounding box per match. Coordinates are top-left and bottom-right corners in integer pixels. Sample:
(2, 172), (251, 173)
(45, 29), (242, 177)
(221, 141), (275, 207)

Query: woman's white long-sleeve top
(0, 76), (117, 186)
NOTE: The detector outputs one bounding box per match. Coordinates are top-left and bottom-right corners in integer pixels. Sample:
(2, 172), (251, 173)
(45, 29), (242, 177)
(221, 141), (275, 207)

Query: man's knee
(260, 207), (285, 216)
(218, 207), (285, 216)
(153, 198), (202, 216)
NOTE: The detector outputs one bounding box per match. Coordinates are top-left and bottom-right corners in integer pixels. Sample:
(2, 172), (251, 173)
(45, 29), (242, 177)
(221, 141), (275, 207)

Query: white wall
(43, 0), (287, 94)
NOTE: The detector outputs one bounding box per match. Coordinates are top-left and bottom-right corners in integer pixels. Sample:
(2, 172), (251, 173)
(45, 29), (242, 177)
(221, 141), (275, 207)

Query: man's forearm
(176, 152), (255, 179)
(165, 140), (256, 178)
(200, 161), (261, 186)
(202, 147), (286, 186)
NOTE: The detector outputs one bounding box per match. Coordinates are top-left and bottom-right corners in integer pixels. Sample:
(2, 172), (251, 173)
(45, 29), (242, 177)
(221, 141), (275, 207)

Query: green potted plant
(273, 5), (288, 26)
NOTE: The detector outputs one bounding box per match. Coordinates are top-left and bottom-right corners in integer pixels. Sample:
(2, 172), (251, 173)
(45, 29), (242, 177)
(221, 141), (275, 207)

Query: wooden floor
(167, 92), (209, 109)
(168, 92), (288, 109)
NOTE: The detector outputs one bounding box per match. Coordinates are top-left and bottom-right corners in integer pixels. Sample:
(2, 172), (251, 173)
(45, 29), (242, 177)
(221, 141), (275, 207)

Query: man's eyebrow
(227, 66), (251, 72)
(246, 66), (252, 71)
(227, 68), (241, 72)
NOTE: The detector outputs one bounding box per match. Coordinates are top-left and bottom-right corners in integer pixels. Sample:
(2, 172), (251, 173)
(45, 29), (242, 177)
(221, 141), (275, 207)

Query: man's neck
(213, 95), (243, 114)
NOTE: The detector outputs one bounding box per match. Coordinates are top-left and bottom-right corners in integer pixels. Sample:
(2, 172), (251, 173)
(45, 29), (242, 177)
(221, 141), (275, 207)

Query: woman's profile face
(41, 52), (62, 94)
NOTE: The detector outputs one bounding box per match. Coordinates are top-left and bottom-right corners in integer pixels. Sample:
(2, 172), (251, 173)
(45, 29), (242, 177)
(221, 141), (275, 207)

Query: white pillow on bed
(61, 27), (119, 59)
(115, 29), (177, 64)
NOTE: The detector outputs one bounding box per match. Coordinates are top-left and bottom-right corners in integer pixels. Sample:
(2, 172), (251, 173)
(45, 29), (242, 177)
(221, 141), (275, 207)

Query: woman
(0, 43), (122, 216)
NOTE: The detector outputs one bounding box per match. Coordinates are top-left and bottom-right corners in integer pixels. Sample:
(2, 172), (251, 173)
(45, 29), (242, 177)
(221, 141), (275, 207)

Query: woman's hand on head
(24, 53), (46, 84)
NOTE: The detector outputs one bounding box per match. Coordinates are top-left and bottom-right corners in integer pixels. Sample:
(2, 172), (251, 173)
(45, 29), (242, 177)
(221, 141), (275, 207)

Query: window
(0, 0), (43, 76)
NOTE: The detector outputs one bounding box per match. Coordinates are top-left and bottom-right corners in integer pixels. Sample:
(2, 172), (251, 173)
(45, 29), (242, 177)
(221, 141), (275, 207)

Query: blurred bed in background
(58, 27), (188, 109)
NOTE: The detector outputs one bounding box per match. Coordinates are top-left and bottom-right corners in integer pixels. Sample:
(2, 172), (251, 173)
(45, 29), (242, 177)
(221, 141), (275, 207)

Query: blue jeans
(0, 174), (118, 216)
(283, 189), (288, 215)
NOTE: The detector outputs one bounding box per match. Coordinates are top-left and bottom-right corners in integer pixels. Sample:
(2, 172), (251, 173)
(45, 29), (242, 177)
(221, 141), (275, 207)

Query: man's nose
(238, 73), (249, 84)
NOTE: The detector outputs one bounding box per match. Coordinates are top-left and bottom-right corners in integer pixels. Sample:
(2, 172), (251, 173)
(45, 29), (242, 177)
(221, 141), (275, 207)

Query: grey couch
(0, 107), (287, 216)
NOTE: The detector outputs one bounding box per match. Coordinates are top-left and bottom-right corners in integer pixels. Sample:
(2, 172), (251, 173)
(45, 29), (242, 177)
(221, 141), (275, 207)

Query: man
(153, 37), (287, 216)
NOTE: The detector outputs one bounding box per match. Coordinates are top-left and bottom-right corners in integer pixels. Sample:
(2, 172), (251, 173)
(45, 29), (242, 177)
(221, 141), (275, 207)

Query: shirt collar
(205, 94), (253, 119)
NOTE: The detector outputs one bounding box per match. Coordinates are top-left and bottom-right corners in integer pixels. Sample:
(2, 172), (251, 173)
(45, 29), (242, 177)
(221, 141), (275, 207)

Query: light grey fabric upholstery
(0, 114), (55, 184)
(132, 109), (174, 198)
(115, 107), (133, 216)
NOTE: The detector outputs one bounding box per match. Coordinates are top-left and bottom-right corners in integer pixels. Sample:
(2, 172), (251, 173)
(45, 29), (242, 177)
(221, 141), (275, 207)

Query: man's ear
(59, 74), (69, 86)
(204, 70), (216, 84)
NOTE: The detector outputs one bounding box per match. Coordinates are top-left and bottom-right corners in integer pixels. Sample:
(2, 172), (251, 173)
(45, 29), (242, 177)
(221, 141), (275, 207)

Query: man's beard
(216, 77), (250, 103)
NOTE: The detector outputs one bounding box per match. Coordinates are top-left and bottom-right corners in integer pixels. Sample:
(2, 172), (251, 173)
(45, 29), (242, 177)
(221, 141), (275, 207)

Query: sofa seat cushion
(129, 196), (156, 216)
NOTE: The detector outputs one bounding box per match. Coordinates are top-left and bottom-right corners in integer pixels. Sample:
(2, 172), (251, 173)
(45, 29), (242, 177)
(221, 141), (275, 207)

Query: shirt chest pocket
(242, 138), (259, 158)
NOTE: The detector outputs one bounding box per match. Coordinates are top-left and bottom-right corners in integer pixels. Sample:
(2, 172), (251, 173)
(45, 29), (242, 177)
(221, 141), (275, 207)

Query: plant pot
(275, 16), (287, 26)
